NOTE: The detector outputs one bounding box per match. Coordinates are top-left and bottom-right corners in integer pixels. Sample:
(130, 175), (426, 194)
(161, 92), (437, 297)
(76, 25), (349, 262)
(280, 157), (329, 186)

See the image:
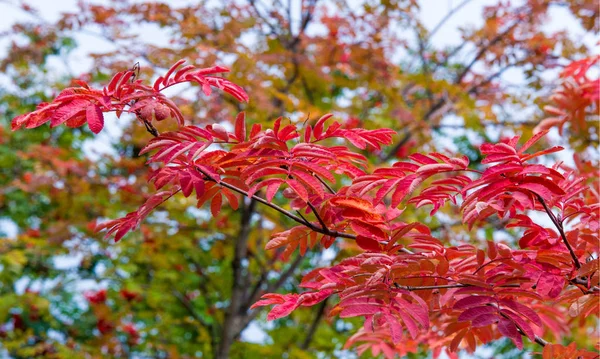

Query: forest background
(0, 0), (597, 358)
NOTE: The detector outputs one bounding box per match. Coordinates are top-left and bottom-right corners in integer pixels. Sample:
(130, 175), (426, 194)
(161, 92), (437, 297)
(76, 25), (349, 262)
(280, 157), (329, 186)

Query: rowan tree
(0, 1), (598, 358)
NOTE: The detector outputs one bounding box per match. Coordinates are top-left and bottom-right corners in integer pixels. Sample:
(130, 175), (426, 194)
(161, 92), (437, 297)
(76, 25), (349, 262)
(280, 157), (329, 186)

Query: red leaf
(209, 124), (229, 141)
(252, 294), (300, 321)
(51, 100), (88, 127)
(234, 112), (246, 141)
(267, 302), (298, 320)
(194, 179), (205, 199)
(304, 125), (312, 143)
(221, 188), (239, 210)
(292, 170), (325, 198)
(453, 296), (494, 310)
(330, 196), (376, 214)
(266, 181), (282, 202)
(497, 318), (523, 349)
(106, 71), (125, 93)
(500, 309), (535, 342)
(487, 241), (497, 259)
(250, 293), (286, 308)
(210, 194), (222, 217)
(179, 172), (194, 197)
(395, 308), (420, 339)
(86, 104), (104, 134)
(536, 273), (565, 298)
(287, 179), (308, 202)
(356, 235), (382, 251)
(313, 113), (334, 140)
(339, 304), (381, 318)
(471, 313), (500, 327)
(162, 59), (186, 86)
(449, 328), (468, 352)
(497, 299), (541, 327)
(520, 176), (565, 198)
(385, 313), (403, 344)
(518, 130), (548, 154)
(250, 123), (262, 138)
(299, 289), (334, 306)
(458, 305), (496, 322)
(476, 249), (485, 267)
(245, 166), (288, 185)
(351, 221), (387, 240)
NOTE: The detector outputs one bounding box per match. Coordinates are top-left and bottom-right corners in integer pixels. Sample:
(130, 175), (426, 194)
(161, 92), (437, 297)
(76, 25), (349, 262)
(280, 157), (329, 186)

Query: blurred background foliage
(0, 0), (597, 358)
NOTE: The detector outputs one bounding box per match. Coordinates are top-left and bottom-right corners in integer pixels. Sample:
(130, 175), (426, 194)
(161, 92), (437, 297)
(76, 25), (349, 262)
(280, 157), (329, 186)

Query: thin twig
(313, 174), (336, 194)
(239, 254), (304, 330)
(393, 283), (520, 291)
(300, 298), (328, 349)
(196, 167), (356, 240)
(306, 201), (327, 230)
(172, 290), (211, 328)
(428, 0), (474, 40)
(499, 310), (549, 347)
(535, 194), (581, 269)
(142, 118), (160, 137)
(455, 21), (521, 84)
(381, 20), (522, 162)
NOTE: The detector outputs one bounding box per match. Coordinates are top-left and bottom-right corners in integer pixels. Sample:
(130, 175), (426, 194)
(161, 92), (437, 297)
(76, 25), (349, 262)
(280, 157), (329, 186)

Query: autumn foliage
(10, 54), (599, 358)
(2, 0), (600, 358)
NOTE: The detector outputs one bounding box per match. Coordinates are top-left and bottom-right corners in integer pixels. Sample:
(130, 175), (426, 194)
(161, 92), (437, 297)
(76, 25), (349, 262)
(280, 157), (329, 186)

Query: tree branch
(381, 19), (522, 162)
(313, 173), (336, 194)
(172, 290), (211, 328)
(300, 297), (328, 350)
(238, 253), (305, 333)
(499, 309), (549, 347)
(428, 0), (474, 40)
(393, 283), (520, 291)
(196, 168), (356, 240)
(455, 21), (520, 84)
(306, 201), (327, 231)
(215, 199), (257, 359)
(535, 194), (581, 269)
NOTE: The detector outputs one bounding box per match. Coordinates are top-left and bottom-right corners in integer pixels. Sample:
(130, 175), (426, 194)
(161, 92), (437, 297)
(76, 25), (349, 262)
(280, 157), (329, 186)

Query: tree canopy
(0, 1), (598, 358)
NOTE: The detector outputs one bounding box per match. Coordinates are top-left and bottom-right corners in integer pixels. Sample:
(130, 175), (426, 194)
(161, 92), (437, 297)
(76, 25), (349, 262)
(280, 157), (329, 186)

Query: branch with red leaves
(11, 60), (248, 134)
(10, 60), (599, 358)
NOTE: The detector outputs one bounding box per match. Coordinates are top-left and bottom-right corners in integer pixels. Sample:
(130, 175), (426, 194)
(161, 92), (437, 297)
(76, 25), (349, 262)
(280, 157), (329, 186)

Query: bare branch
(238, 254), (305, 332)
(215, 199), (257, 359)
(428, 0), (474, 40)
(172, 290), (211, 328)
(455, 21), (520, 84)
(300, 298), (328, 350)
